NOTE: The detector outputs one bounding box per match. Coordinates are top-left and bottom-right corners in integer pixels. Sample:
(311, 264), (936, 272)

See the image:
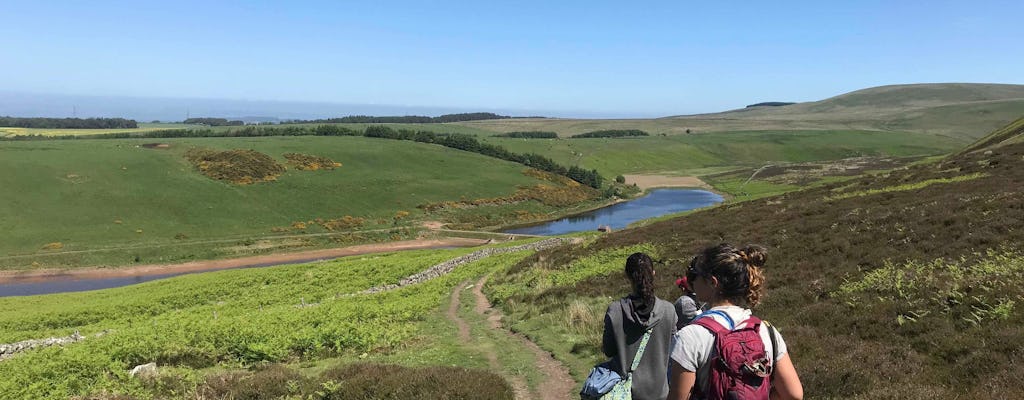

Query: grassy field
(0, 244), (538, 399)
(0, 127), (966, 270)
(480, 129), (964, 177)
(0, 136), (573, 269)
(0, 123), (205, 137)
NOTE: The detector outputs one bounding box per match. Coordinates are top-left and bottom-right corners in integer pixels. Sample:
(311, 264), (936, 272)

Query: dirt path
(448, 280), (531, 399)
(0, 238), (487, 284)
(470, 276), (576, 400)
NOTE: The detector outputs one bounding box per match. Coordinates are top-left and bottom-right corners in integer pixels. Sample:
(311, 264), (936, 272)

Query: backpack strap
(694, 310), (735, 330)
(628, 329), (653, 374)
(764, 320), (780, 380)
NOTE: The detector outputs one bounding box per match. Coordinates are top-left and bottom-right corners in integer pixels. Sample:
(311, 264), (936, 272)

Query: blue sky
(2, 1), (1022, 117)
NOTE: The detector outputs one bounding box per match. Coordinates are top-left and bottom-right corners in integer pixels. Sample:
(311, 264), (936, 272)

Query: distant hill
(746, 102), (795, 108)
(671, 83), (1024, 140)
(457, 83), (1024, 141)
(959, 115), (1024, 154)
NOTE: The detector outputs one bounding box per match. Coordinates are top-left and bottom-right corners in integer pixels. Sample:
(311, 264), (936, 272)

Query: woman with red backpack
(667, 243), (803, 400)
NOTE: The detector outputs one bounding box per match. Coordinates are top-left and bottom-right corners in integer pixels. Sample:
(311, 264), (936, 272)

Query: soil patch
(472, 275), (575, 400)
(140, 143), (170, 149)
(623, 174), (712, 190)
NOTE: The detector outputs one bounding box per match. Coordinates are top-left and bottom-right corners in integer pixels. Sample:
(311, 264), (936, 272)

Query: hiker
(600, 252), (678, 400)
(673, 276), (704, 330)
(667, 244), (803, 400)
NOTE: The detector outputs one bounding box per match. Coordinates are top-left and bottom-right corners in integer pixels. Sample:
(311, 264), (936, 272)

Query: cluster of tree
(570, 129), (649, 138)
(745, 102), (796, 108)
(0, 116), (137, 129)
(283, 112), (510, 124)
(492, 131), (559, 139)
(364, 126), (602, 188)
(184, 118), (245, 126)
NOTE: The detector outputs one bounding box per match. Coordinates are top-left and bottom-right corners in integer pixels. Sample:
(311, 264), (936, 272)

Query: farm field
(481, 129), (964, 177)
(0, 123), (205, 137)
(0, 136), (597, 270)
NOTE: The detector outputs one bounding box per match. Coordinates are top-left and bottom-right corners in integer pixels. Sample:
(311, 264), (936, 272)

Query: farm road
(447, 275), (575, 400)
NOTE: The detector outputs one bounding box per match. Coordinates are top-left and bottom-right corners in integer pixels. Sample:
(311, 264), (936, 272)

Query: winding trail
(447, 275), (575, 400)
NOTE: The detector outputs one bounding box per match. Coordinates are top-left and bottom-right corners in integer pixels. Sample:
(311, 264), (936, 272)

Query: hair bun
(740, 245), (767, 268)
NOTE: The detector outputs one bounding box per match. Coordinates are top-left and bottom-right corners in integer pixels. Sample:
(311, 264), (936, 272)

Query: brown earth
(471, 275), (576, 400)
(0, 238), (487, 284)
(622, 174), (713, 190)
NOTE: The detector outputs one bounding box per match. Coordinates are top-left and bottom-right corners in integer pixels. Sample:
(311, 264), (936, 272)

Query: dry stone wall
(360, 238), (570, 294)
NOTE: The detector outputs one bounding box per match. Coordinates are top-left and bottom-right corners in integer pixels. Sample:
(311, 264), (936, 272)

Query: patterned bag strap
(628, 329), (653, 374)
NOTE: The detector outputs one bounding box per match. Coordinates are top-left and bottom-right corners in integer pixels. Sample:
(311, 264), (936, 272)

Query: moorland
(1, 83), (1023, 399)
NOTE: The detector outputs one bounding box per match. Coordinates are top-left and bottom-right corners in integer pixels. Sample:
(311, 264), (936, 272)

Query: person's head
(687, 243), (767, 307)
(625, 252), (656, 306)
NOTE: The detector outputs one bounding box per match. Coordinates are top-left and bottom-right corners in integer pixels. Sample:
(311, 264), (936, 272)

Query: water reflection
(504, 189), (723, 236)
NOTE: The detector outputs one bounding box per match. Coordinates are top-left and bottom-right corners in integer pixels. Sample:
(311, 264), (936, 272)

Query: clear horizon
(3, 1), (1023, 118)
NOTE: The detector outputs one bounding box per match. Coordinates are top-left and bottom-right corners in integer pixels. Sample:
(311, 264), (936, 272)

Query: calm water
(504, 188), (723, 236)
(0, 247), (464, 297)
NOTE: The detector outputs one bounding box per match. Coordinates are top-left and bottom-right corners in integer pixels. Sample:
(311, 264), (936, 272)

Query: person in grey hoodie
(602, 252), (678, 400)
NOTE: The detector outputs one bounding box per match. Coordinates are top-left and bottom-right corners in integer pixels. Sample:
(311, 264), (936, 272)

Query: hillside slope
(958, 115), (1024, 154)
(489, 137), (1024, 398)
(458, 83), (1024, 140)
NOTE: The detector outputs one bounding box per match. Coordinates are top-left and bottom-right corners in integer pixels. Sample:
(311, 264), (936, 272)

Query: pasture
(0, 136), (568, 269)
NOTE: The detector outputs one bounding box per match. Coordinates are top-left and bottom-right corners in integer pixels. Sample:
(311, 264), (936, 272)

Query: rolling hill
(457, 83), (1024, 141)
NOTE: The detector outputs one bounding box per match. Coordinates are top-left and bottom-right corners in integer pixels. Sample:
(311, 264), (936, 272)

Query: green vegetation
(284, 112), (510, 124)
(484, 130), (963, 177)
(492, 131), (559, 139)
(959, 115), (1024, 154)
(0, 136), (561, 269)
(486, 141), (1024, 398)
(0, 245), (530, 399)
(824, 172), (988, 201)
(569, 129), (649, 138)
(183, 117), (244, 126)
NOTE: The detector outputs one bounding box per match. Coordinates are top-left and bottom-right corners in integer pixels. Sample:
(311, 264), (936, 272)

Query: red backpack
(692, 311), (773, 400)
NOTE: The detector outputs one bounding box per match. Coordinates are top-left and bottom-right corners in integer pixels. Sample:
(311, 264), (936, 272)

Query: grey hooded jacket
(602, 295), (678, 400)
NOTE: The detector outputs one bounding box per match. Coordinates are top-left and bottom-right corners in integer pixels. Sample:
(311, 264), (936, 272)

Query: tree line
(4, 124), (603, 189)
(0, 116), (138, 129)
(283, 112), (511, 124)
(492, 131), (559, 139)
(570, 129), (649, 138)
(184, 118), (245, 126)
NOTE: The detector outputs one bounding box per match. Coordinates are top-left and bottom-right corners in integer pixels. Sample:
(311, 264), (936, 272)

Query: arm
(770, 353), (803, 400)
(667, 360), (695, 400)
(602, 311), (615, 357)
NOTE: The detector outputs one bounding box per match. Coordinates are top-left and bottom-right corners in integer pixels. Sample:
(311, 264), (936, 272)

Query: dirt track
(623, 174), (712, 190)
(0, 238), (487, 284)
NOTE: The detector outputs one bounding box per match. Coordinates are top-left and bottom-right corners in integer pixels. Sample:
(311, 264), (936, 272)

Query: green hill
(959, 115), (1024, 154)
(456, 83), (1024, 141)
(0, 136), (592, 269)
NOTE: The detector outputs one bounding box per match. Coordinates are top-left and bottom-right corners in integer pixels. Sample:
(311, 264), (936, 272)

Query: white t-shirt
(670, 305), (788, 395)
